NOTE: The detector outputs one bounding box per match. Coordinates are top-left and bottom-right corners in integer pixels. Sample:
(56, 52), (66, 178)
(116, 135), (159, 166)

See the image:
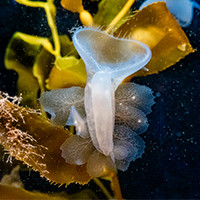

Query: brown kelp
(0, 92), (91, 185)
(114, 2), (194, 79)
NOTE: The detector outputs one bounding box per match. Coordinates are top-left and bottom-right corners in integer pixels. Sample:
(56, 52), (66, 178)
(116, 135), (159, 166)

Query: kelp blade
(45, 35), (86, 89)
(61, 0), (83, 13)
(0, 94), (91, 186)
(114, 2), (194, 80)
(32, 47), (55, 93)
(46, 57), (86, 90)
(0, 185), (66, 200)
(0, 185), (97, 199)
(5, 33), (87, 107)
(4, 32), (43, 108)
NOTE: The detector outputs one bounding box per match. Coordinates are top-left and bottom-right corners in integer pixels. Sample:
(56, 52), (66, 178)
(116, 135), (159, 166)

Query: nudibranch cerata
(40, 28), (155, 172)
(140, 0), (200, 27)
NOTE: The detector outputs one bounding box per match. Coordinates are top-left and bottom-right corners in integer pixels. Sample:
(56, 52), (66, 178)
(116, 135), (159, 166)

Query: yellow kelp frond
(32, 48), (55, 93)
(46, 57), (86, 89)
(5, 32), (87, 107)
(59, 35), (79, 58)
(114, 2), (194, 79)
(61, 0), (93, 26)
(32, 35), (81, 93)
(4, 32), (46, 108)
(34, 35), (86, 90)
(0, 93), (91, 186)
(61, 0), (83, 13)
(0, 185), (98, 199)
(94, 0), (132, 29)
(105, 0), (135, 33)
(15, 0), (61, 58)
(0, 185), (66, 200)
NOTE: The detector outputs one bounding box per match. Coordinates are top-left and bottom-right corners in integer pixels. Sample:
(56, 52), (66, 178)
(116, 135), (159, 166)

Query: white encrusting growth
(40, 27), (155, 171)
(139, 0), (200, 27)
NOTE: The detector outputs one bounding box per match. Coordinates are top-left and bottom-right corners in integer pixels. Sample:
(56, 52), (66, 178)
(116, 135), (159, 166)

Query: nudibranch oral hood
(72, 28), (151, 156)
(72, 28), (152, 87)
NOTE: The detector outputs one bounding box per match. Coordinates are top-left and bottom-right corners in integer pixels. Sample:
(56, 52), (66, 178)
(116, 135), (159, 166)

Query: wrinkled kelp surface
(0, 93), (91, 186)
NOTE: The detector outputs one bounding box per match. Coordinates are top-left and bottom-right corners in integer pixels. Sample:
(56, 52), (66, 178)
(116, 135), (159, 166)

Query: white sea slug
(40, 28), (155, 171)
(72, 28), (151, 156)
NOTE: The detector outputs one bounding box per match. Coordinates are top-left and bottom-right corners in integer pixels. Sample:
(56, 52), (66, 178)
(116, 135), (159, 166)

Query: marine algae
(0, 93), (91, 186)
(115, 2), (194, 79)
(0, 185), (97, 199)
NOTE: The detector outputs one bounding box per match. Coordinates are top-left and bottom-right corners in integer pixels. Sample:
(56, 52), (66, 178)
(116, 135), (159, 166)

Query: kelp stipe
(72, 27), (151, 156)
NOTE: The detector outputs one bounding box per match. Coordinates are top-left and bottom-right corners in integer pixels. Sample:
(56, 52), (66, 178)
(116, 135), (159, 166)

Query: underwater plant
(140, 0), (200, 27)
(0, 166), (96, 199)
(0, 0), (196, 199)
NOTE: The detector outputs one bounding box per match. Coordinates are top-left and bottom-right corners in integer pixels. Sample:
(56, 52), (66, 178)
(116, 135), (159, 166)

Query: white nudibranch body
(72, 28), (151, 156)
(40, 28), (155, 172)
(139, 0), (200, 27)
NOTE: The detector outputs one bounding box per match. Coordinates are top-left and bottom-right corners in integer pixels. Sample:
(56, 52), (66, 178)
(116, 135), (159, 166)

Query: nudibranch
(140, 0), (200, 27)
(72, 28), (151, 156)
(40, 28), (155, 172)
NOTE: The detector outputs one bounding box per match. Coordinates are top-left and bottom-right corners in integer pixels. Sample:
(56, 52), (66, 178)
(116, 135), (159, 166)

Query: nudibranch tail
(193, 1), (200, 10)
(85, 71), (114, 156)
(140, 0), (199, 27)
(166, 0), (193, 27)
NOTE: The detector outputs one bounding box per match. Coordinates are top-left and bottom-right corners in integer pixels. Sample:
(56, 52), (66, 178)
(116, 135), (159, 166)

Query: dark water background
(0, 0), (200, 199)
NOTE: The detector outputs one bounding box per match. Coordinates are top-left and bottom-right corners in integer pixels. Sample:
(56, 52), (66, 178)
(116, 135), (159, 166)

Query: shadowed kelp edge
(0, 92), (91, 186)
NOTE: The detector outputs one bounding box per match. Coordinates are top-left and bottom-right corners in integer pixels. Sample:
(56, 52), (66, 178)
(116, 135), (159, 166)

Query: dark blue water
(0, 0), (199, 199)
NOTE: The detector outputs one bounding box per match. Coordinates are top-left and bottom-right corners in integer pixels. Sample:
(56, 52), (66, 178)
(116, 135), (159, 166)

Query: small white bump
(132, 96), (136, 100)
